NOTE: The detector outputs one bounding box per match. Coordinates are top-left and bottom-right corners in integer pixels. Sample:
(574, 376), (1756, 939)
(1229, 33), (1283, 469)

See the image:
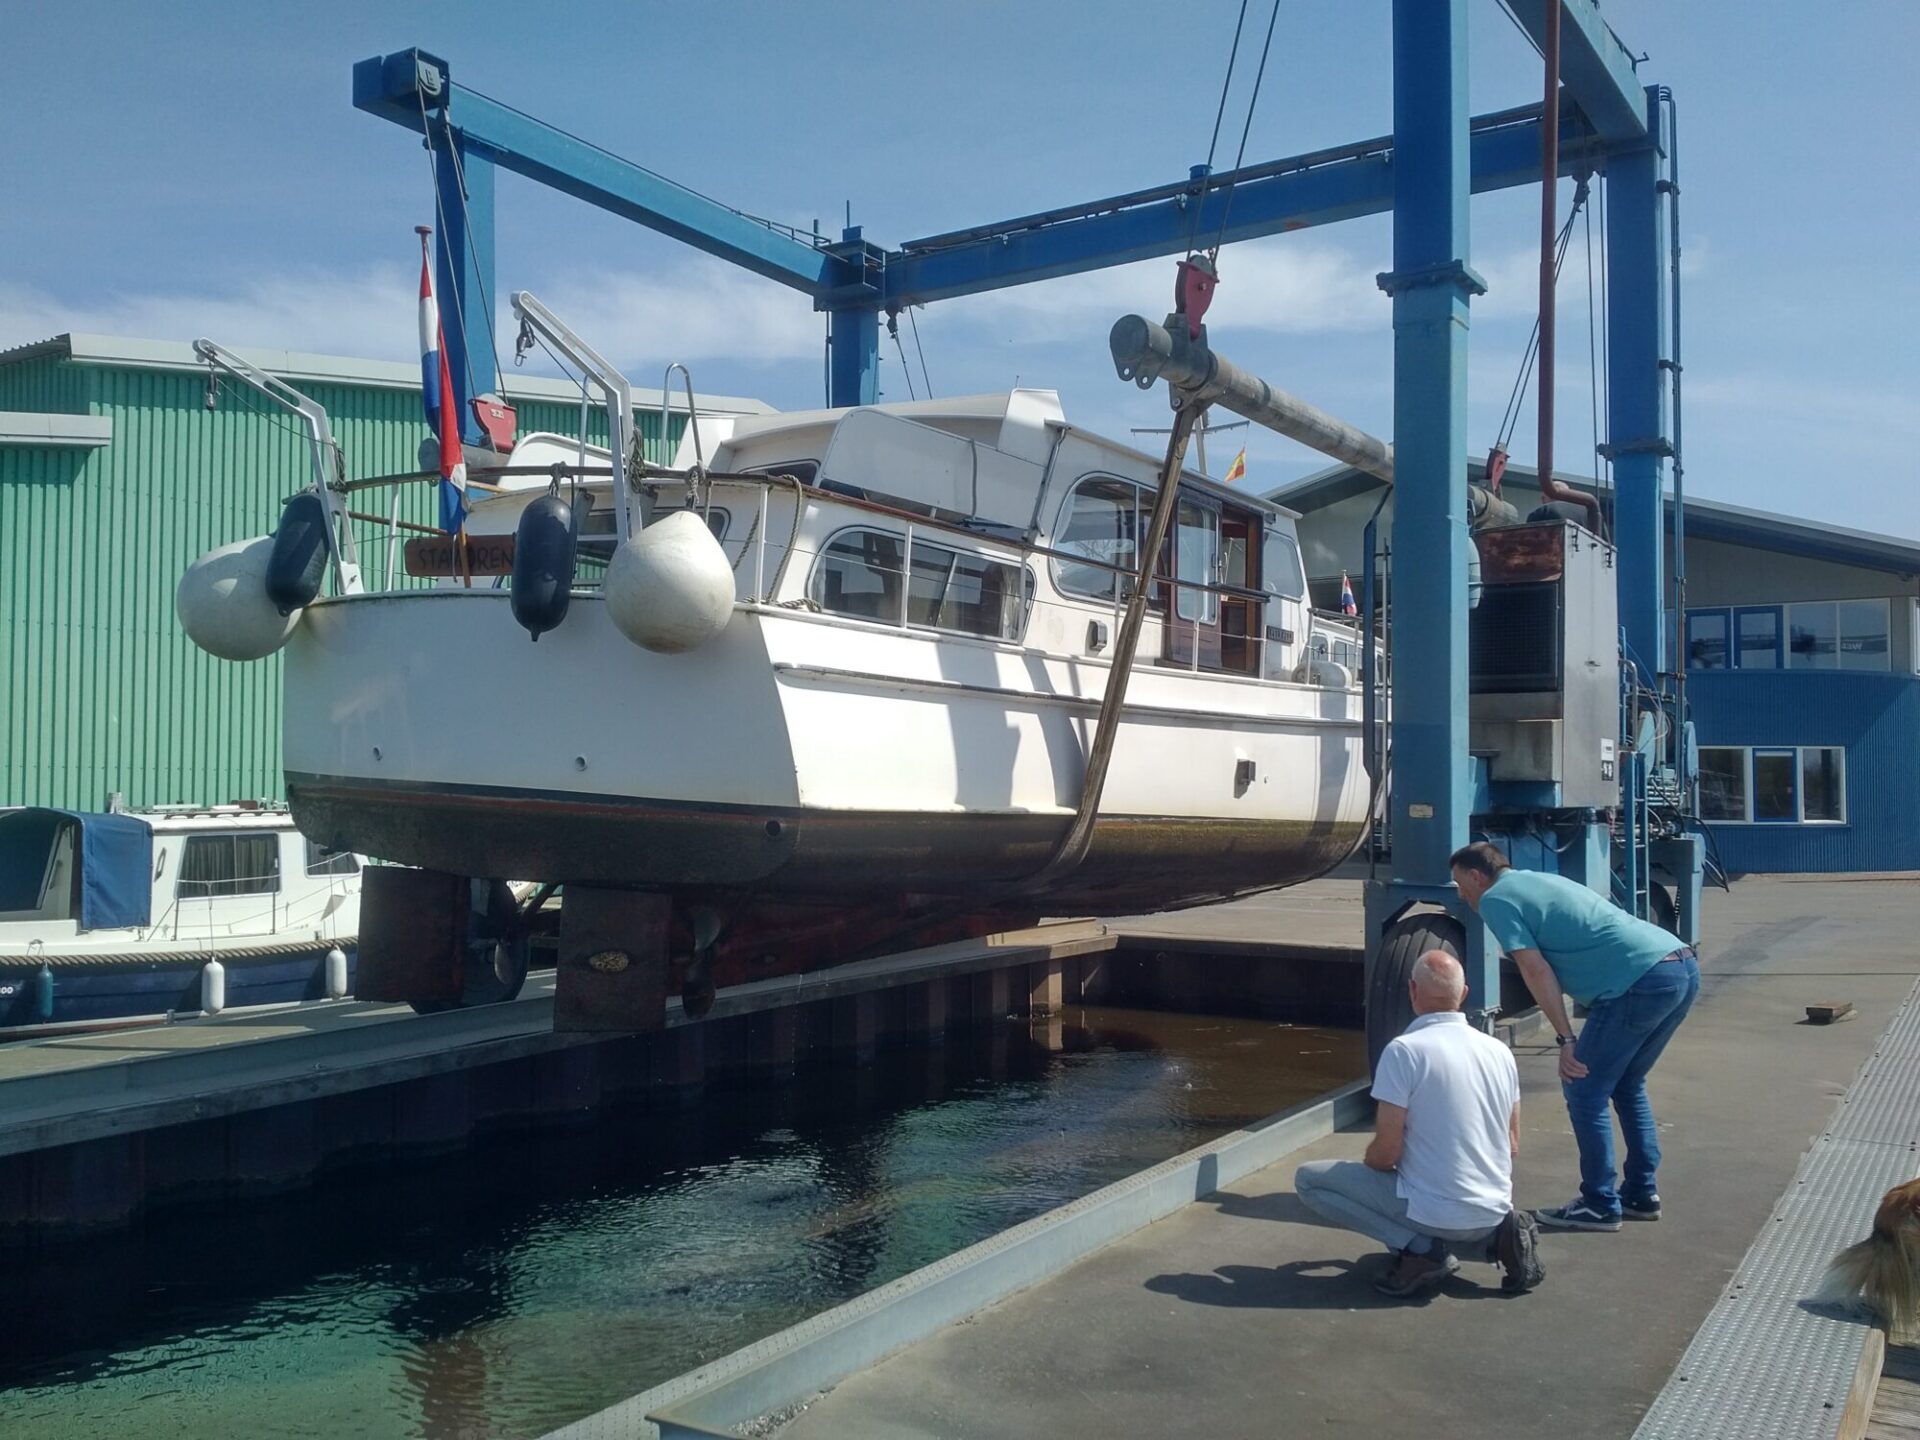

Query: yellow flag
(1222, 447), (1248, 484)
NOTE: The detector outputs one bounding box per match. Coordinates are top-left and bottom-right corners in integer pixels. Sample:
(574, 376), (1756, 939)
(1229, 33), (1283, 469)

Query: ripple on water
(0, 1007), (1360, 1440)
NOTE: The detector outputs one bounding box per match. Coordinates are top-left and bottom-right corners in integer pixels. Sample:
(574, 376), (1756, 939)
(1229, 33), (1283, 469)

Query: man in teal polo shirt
(1449, 841), (1700, 1232)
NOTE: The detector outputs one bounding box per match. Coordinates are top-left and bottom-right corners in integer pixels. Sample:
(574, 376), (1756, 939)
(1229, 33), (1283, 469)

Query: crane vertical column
(430, 125), (497, 446)
(1365, 0), (1493, 1018)
(825, 224), (881, 407)
(1606, 89), (1670, 687)
(1607, 90), (1703, 942)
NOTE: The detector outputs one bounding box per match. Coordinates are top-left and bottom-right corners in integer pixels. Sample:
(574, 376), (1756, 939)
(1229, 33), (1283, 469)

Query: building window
(1686, 609), (1730, 670)
(178, 834), (281, 898)
(304, 838), (359, 877)
(1692, 599), (1891, 673)
(1053, 476), (1144, 601)
(1788, 602), (1838, 669)
(1752, 749), (1798, 823)
(1698, 747), (1749, 822)
(1734, 606), (1782, 669)
(1839, 599), (1890, 671)
(1696, 744), (1845, 825)
(1802, 747), (1846, 823)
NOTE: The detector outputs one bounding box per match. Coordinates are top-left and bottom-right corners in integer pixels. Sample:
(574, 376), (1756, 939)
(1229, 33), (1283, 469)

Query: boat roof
(135, 805), (300, 835)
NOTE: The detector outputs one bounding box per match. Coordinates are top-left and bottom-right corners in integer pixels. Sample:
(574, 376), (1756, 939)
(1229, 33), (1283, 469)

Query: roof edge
(0, 333), (774, 415)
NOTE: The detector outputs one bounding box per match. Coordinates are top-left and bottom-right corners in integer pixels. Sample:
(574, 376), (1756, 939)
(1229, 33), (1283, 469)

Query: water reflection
(0, 1007), (1360, 1440)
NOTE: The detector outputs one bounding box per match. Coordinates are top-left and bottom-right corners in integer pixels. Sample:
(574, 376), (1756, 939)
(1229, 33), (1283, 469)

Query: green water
(0, 1008), (1361, 1439)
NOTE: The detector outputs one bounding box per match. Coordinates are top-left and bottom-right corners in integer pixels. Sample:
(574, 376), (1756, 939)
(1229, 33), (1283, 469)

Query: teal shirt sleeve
(1480, 890), (1538, 956)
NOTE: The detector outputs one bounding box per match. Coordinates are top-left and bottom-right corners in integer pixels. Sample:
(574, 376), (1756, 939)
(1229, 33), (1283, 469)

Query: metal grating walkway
(1634, 980), (1920, 1440)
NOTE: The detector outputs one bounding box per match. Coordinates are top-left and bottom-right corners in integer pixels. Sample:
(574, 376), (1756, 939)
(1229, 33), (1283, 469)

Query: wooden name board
(404, 535), (516, 578)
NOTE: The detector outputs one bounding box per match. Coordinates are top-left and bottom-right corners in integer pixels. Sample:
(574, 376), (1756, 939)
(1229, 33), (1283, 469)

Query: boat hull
(286, 775), (1363, 913)
(283, 591), (1370, 914)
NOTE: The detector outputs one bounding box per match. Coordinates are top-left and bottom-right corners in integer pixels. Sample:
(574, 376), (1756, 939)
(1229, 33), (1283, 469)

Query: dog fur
(1813, 1177), (1920, 1329)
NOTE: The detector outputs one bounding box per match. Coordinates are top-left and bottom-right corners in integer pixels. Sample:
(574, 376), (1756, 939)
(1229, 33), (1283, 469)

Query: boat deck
(566, 873), (1920, 1440)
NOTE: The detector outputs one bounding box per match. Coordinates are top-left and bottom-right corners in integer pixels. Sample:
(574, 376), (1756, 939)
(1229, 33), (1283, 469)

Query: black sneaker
(1621, 1194), (1662, 1222)
(1534, 1199), (1622, 1232)
(1491, 1209), (1546, 1292)
(1372, 1248), (1459, 1298)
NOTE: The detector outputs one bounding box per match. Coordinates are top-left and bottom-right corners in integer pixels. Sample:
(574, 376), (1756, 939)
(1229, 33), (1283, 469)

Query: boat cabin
(0, 806), (360, 943)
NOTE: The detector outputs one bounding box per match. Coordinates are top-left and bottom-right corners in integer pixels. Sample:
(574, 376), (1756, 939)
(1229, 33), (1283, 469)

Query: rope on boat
(4, 938), (357, 973)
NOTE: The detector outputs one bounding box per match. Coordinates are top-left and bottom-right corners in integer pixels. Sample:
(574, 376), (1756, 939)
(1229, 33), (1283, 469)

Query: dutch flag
(417, 231), (467, 536)
(1340, 571), (1358, 617)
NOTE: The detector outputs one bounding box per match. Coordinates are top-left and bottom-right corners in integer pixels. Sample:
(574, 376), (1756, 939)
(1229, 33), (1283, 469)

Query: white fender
(603, 510), (735, 653)
(177, 535), (301, 661)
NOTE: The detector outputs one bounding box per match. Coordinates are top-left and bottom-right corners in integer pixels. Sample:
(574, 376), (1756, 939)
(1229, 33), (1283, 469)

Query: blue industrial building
(1270, 462), (1920, 875)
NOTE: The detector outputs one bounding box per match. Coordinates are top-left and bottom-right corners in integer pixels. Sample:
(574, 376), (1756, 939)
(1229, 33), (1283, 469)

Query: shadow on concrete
(1199, 1188), (1316, 1225)
(1143, 1256), (1525, 1310)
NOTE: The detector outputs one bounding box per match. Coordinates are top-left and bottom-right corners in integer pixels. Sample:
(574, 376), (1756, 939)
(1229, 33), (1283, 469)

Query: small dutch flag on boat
(416, 229), (468, 536)
(1340, 571), (1358, 616)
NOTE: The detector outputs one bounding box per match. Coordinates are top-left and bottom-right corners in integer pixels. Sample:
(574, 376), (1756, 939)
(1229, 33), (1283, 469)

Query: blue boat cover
(0, 808), (153, 930)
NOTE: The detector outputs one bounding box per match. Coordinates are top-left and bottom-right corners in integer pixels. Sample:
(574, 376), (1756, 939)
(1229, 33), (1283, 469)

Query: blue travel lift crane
(353, 0), (1703, 1061)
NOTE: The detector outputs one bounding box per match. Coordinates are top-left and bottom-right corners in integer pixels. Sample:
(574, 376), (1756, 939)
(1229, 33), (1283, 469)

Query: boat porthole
(574, 755), (588, 771)
(764, 819), (783, 839)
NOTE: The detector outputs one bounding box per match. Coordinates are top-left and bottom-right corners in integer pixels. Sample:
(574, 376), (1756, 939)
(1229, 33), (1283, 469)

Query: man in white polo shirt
(1295, 951), (1543, 1298)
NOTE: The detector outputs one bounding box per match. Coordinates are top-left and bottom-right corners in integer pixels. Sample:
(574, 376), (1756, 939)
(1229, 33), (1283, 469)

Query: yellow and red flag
(1222, 447), (1248, 485)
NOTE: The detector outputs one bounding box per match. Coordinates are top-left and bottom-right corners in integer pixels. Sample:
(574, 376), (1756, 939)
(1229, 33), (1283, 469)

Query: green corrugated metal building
(0, 334), (768, 811)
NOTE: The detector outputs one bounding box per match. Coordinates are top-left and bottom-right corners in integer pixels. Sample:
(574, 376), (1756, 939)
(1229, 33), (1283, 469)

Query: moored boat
(0, 804), (361, 1037)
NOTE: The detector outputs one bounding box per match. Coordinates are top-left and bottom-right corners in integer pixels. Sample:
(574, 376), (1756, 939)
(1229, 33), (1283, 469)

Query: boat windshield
(0, 811), (76, 921)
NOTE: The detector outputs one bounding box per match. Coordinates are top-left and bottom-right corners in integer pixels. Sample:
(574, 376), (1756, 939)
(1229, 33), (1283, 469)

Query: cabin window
(177, 834), (281, 898)
(1173, 500), (1220, 624)
(1053, 477), (1144, 601)
(812, 529), (905, 622)
(908, 542), (1031, 640)
(1263, 532), (1307, 600)
(813, 527), (1029, 640)
(578, 507), (727, 564)
(304, 838), (360, 877)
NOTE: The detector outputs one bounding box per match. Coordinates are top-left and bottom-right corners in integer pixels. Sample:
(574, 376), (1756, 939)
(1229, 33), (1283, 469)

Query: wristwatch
(1555, 1033), (1577, 1048)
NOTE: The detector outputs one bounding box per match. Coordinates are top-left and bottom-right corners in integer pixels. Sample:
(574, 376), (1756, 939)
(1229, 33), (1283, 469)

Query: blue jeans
(1563, 953), (1700, 1215)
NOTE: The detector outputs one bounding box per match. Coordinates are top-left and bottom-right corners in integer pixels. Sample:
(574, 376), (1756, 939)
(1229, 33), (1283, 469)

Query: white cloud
(526, 260), (821, 369)
(0, 257), (823, 378)
(0, 269), (421, 361)
(943, 238), (1391, 341)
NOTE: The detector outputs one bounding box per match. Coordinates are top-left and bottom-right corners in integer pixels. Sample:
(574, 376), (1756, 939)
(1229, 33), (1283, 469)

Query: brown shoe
(1372, 1248), (1459, 1298)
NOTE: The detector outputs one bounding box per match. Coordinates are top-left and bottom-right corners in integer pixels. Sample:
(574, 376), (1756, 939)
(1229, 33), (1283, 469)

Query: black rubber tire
(1366, 911), (1468, 1076)
(409, 879), (531, 1013)
(1648, 882), (1678, 937)
(1528, 500), (1591, 526)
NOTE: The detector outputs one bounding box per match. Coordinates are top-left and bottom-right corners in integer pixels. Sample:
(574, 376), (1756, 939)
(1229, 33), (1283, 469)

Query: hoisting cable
(1492, 181), (1588, 458)
(439, 108), (513, 414)
(415, 89), (483, 419)
(1184, 0), (1253, 258)
(1584, 193), (1601, 491)
(886, 311), (919, 401)
(907, 304), (933, 398)
(1208, 0), (1285, 262)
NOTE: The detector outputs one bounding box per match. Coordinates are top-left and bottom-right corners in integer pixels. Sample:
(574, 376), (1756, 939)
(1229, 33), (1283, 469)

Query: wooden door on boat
(1159, 489), (1265, 676)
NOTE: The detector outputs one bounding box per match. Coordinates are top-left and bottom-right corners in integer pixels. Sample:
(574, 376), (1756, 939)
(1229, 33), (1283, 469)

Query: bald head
(1409, 951), (1467, 1014)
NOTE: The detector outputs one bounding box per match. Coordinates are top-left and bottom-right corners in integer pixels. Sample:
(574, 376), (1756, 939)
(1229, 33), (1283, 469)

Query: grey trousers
(1295, 1159), (1500, 1256)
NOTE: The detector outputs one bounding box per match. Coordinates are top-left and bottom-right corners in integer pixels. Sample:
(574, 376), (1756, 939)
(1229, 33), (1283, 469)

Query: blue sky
(4, 2), (1916, 535)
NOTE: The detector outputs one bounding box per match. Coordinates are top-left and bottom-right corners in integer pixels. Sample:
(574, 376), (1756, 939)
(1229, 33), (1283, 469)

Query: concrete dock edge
(544, 1079), (1372, 1440)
